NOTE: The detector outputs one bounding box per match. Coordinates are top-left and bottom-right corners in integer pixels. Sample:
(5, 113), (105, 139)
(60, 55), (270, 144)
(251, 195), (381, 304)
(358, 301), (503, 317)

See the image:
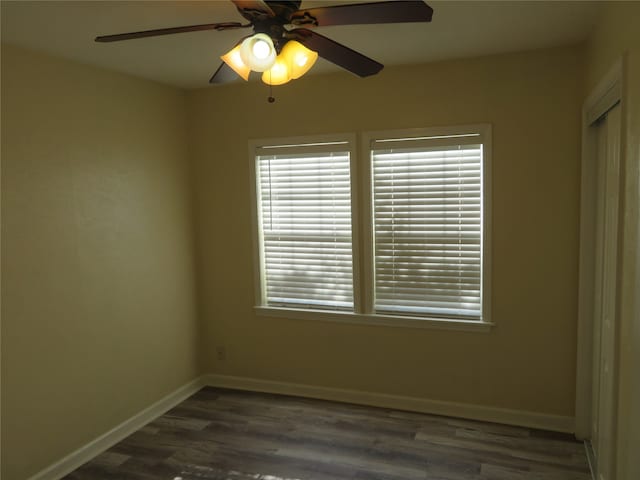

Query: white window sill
(254, 306), (493, 333)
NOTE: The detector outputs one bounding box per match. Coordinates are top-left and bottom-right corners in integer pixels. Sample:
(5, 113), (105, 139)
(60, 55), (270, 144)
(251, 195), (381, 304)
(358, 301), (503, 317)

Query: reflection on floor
(64, 387), (590, 480)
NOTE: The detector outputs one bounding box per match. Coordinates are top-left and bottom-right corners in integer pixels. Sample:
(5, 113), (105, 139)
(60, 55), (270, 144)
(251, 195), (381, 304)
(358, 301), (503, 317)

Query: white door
(591, 103), (621, 480)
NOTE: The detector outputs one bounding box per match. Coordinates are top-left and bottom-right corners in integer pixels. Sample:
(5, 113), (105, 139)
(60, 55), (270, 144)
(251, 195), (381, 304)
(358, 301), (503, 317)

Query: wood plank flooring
(64, 387), (590, 480)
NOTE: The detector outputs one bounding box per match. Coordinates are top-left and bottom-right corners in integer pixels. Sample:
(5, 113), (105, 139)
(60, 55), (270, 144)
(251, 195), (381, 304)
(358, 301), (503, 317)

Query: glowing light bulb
(252, 39), (270, 59)
(240, 33), (276, 72)
(295, 54), (308, 67)
(220, 44), (250, 81)
(281, 40), (318, 79)
(262, 55), (292, 85)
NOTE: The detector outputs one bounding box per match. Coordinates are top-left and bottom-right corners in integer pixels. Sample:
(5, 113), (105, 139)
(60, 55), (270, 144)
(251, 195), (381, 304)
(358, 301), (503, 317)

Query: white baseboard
(27, 373), (575, 480)
(27, 377), (207, 480)
(203, 373), (575, 434)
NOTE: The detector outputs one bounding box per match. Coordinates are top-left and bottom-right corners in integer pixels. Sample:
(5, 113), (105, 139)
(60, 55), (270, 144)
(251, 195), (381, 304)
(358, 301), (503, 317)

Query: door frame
(575, 56), (625, 449)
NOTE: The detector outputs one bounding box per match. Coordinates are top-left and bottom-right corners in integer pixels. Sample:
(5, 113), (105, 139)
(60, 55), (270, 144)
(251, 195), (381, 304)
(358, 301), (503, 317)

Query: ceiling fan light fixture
(281, 40), (318, 79)
(261, 56), (292, 86)
(220, 44), (251, 81)
(240, 33), (277, 72)
(95, 0), (435, 86)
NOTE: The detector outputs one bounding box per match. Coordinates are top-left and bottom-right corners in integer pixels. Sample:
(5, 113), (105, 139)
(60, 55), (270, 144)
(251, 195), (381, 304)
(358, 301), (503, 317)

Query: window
(368, 134), (485, 320)
(251, 126), (491, 330)
(252, 136), (357, 311)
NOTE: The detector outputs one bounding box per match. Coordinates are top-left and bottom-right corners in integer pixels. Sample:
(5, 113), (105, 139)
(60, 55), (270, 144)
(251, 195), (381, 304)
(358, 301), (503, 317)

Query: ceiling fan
(95, 0), (433, 86)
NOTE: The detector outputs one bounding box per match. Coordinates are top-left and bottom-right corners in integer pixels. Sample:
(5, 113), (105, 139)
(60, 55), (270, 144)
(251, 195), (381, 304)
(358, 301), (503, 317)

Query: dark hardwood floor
(64, 387), (591, 480)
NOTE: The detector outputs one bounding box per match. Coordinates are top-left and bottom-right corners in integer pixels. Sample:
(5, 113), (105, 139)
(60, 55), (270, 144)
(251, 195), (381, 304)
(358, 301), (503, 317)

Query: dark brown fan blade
(209, 62), (240, 84)
(95, 22), (245, 42)
(291, 1), (432, 27)
(231, 0), (275, 21)
(293, 28), (383, 77)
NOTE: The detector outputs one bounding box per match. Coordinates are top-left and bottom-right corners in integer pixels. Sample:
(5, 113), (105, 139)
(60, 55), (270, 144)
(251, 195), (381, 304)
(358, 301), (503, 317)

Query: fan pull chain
(268, 70), (275, 103)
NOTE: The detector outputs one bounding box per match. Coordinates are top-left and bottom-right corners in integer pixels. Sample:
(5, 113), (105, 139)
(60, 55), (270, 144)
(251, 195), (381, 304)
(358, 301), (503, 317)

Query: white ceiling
(1, 1), (601, 89)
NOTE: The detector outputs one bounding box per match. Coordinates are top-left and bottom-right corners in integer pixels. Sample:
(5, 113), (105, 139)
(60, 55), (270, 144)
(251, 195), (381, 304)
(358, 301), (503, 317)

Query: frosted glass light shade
(262, 56), (292, 85)
(281, 40), (318, 79)
(240, 33), (276, 72)
(220, 44), (251, 81)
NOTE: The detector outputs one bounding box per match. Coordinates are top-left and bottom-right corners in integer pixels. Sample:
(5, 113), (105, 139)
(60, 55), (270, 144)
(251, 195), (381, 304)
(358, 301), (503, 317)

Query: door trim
(575, 57), (624, 442)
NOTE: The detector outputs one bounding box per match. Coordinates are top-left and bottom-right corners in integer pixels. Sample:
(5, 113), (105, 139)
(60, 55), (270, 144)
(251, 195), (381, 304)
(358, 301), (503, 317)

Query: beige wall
(189, 46), (584, 416)
(8, 26), (632, 479)
(586, 3), (640, 479)
(1, 45), (199, 480)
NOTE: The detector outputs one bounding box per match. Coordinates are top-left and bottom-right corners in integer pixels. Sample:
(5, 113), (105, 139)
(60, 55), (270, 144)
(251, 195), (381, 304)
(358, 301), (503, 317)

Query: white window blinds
(371, 138), (484, 319)
(256, 143), (354, 310)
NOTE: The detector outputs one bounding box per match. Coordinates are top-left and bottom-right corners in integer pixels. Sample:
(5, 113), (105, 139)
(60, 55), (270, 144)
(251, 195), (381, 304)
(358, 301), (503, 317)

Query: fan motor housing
(251, 1), (305, 50)
(265, 0), (303, 18)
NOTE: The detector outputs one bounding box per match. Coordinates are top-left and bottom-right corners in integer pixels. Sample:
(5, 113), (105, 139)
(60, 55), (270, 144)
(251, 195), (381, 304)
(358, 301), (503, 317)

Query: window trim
(249, 126), (492, 332)
(254, 306), (493, 332)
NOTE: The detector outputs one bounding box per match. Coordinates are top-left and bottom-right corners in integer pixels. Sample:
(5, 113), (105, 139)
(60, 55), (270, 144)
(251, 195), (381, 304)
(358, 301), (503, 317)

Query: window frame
(250, 126), (493, 333)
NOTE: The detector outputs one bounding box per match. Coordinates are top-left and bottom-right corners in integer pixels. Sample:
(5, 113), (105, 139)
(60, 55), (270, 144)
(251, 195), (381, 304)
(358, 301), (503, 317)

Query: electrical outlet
(216, 346), (226, 361)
